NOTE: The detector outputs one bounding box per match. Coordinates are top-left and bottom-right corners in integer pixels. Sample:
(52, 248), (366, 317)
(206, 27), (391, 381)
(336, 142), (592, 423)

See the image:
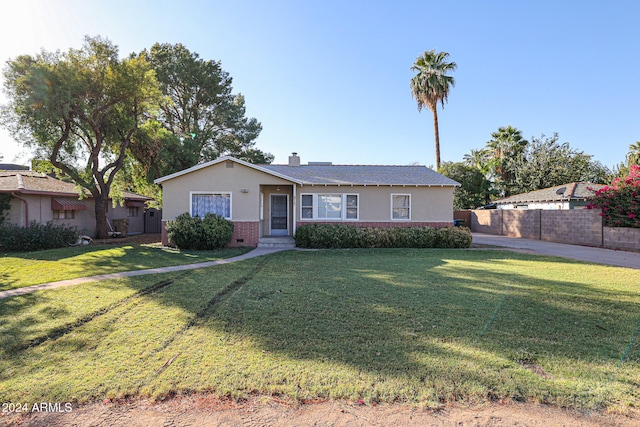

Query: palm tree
(486, 126), (528, 196)
(627, 141), (640, 166)
(410, 50), (456, 170)
(463, 148), (490, 175)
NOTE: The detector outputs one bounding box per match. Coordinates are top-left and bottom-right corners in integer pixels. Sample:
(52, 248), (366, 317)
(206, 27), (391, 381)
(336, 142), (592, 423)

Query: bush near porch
(166, 213), (234, 250)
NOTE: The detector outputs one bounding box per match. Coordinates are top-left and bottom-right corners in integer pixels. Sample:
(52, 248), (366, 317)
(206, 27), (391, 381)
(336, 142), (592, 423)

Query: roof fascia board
(307, 182), (459, 187)
(154, 156), (302, 185)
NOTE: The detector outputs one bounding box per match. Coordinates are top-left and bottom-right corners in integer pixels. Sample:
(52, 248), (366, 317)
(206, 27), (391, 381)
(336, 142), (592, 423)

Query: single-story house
(494, 182), (605, 210)
(154, 153), (460, 247)
(0, 168), (151, 236)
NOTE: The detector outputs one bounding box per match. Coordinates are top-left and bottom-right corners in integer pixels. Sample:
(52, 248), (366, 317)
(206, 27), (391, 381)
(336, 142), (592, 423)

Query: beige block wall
(603, 227), (640, 251)
(541, 209), (602, 246)
(160, 161), (293, 222)
(295, 185), (454, 223)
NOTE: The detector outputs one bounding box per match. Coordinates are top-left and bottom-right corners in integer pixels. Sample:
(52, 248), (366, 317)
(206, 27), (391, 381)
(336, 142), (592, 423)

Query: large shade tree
(509, 134), (610, 194)
(439, 161), (492, 209)
(2, 36), (160, 238)
(129, 43), (271, 184)
(410, 50), (456, 170)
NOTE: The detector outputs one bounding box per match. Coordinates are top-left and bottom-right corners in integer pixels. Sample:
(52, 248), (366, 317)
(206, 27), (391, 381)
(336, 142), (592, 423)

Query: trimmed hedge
(294, 224), (472, 249)
(0, 221), (79, 252)
(166, 212), (234, 250)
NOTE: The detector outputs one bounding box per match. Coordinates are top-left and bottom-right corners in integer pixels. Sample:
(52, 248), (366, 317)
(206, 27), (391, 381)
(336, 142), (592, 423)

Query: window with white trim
(391, 194), (410, 220)
(301, 194), (313, 218)
(191, 192), (231, 219)
(318, 194), (342, 219)
(53, 210), (74, 220)
(300, 194), (358, 220)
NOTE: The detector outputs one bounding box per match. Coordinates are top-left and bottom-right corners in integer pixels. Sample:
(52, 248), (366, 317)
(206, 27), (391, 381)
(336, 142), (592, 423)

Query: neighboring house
(154, 153), (460, 247)
(494, 182), (605, 210)
(0, 169), (151, 236)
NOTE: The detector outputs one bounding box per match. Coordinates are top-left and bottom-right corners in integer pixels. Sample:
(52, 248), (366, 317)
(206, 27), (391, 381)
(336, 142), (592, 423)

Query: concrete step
(257, 236), (296, 248)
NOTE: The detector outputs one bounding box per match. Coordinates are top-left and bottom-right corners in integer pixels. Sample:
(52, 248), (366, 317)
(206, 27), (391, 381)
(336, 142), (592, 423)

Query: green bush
(294, 224), (472, 249)
(166, 213), (234, 250)
(0, 221), (79, 252)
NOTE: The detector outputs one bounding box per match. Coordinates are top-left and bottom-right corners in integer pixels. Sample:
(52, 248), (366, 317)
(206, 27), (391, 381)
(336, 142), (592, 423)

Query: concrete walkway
(472, 233), (640, 269)
(0, 247), (291, 300)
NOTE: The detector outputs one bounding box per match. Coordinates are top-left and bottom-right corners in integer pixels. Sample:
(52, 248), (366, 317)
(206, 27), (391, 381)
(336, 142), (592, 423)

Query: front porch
(257, 235), (296, 248)
(259, 184), (295, 239)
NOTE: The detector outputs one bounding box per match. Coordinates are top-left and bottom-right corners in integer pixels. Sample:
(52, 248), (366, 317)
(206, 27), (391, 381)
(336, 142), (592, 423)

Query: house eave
(154, 156), (303, 185)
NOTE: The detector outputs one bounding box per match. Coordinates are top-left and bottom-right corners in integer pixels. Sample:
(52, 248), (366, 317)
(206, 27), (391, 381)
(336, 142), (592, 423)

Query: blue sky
(1, 0), (638, 170)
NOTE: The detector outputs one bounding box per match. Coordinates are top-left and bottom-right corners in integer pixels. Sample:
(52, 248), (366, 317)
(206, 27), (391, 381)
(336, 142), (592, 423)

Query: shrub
(166, 213), (234, 250)
(0, 194), (12, 225)
(0, 221), (79, 252)
(587, 165), (640, 228)
(294, 224), (472, 249)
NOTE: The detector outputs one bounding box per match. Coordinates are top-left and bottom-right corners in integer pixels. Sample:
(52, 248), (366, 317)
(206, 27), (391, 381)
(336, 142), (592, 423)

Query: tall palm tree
(627, 141), (640, 166)
(410, 50), (456, 170)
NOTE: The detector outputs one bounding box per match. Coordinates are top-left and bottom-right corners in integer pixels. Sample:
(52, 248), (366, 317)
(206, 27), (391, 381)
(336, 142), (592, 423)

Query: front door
(270, 194), (288, 236)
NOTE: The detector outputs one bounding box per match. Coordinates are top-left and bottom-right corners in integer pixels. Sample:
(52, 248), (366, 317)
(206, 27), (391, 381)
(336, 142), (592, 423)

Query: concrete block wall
(604, 227), (640, 251)
(502, 210), (540, 239)
(469, 208), (640, 251)
(470, 210), (502, 235)
(541, 210), (602, 246)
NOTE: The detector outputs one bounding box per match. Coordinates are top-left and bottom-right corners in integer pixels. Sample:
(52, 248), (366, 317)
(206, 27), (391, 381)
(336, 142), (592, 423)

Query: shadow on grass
(0, 244), (252, 291)
(1, 248), (639, 407)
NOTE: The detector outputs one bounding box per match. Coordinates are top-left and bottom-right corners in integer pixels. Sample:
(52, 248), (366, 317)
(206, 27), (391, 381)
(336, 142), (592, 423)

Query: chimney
(288, 152), (301, 167)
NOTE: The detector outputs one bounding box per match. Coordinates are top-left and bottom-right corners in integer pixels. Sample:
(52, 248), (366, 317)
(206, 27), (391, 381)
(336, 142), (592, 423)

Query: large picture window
(318, 194), (342, 219)
(301, 194), (358, 220)
(391, 194), (410, 220)
(191, 192), (231, 219)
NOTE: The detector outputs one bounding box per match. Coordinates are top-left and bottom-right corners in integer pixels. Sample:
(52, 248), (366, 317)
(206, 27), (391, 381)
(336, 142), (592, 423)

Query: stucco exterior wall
(160, 161), (292, 222)
(295, 185), (454, 223)
(108, 203), (145, 234)
(5, 194), (147, 237)
(7, 194), (96, 235)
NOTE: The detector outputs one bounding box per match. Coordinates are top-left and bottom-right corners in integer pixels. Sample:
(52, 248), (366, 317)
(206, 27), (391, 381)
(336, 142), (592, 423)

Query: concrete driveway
(472, 233), (640, 269)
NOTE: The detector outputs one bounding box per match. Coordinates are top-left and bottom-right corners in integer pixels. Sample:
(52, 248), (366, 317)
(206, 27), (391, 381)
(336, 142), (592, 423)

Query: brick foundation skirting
(296, 221), (452, 228)
(161, 220), (260, 247)
(230, 221), (260, 247)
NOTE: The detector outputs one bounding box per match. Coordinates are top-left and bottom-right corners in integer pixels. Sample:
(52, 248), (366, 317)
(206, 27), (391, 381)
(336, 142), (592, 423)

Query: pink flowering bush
(587, 165), (640, 228)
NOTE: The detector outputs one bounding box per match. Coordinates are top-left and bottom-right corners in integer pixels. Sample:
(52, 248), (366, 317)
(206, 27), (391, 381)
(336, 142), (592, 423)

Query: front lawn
(0, 249), (638, 411)
(0, 244), (251, 290)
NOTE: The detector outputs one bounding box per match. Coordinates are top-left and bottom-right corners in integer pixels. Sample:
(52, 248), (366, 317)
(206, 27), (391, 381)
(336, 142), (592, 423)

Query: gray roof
(262, 164), (459, 186)
(0, 170), (151, 200)
(495, 182), (605, 204)
(154, 156), (460, 186)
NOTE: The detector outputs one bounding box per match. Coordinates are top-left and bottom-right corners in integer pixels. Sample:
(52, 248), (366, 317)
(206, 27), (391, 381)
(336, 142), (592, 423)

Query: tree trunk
(432, 107), (441, 170)
(94, 195), (108, 239)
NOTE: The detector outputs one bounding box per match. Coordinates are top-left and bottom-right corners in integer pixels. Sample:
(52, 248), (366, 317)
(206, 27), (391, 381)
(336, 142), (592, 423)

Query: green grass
(0, 244), (252, 290)
(0, 249), (639, 412)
